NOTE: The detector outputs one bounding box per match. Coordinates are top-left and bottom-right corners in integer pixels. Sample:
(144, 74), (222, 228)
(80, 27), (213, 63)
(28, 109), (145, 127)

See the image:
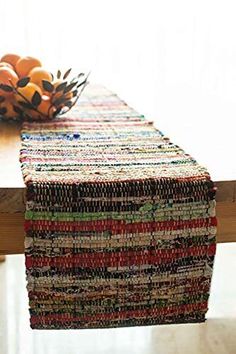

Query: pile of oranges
(0, 53), (88, 121)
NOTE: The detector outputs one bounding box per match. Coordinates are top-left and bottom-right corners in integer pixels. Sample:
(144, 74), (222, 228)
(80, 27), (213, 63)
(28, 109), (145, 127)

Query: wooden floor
(0, 243), (235, 354)
(0, 120), (236, 255)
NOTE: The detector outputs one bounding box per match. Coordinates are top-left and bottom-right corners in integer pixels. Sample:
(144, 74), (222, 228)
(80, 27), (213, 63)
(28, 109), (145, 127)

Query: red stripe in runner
(25, 244), (216, 269)
(23, 121), (152, 129)
(25, 217), (217, 233)
(30, 301), (208, 326)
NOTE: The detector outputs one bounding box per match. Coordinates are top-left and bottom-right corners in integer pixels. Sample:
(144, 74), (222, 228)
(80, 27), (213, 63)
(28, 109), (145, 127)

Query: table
(0, 121), (235, 255)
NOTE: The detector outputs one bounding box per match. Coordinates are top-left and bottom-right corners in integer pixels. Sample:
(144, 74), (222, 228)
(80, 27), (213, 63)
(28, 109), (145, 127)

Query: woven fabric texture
(20, 85), (217, 329)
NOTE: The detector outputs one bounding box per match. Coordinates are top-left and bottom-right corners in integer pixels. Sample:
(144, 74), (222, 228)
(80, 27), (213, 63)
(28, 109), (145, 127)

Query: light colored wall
(1, 0), (236, 179)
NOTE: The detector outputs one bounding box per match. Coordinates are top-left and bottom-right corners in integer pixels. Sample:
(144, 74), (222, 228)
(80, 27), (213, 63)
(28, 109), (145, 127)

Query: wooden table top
(0, 120), (235, 202)
(0, 119), (235, 252)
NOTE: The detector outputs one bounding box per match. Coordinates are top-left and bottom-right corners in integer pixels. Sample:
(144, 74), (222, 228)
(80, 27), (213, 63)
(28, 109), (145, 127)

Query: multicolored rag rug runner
(20, 85), (217, 329)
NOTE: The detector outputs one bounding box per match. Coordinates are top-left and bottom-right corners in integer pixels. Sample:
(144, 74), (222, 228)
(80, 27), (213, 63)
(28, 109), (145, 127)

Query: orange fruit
(26, 96), (55, 120)
(0, 54), (21, 70)
(16, 56), (42, 78)
(0, 100), (16, 119)
(26, 109), (40, 120)
(37, 96), (56, 118)
(0, 67), (18, 85)
(0, 67), (19, 96)
(15, 82), (42, 103)
(54, 91), (73, 101)
(29, 67), (52, 90)
(0, 62), (14, 69)
(52, 79), (73, 102)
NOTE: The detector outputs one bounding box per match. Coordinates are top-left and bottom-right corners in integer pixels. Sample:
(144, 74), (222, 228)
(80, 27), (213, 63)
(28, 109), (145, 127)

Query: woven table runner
(20, 85), (217, 329)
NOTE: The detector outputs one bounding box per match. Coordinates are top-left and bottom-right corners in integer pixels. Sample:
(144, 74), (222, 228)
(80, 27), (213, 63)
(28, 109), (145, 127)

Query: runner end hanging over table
(19, 85), (217, 329)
